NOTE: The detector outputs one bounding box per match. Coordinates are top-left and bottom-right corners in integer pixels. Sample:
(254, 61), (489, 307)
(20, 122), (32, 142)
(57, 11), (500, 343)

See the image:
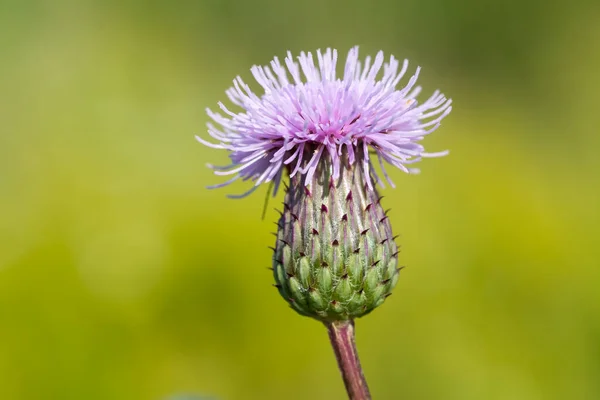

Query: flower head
(199, 47), (452, 321)
(198, 46), (452, 198)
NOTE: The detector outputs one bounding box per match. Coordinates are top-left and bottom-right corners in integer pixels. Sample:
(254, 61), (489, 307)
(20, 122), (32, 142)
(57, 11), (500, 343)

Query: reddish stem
(326, 320), (372, 400)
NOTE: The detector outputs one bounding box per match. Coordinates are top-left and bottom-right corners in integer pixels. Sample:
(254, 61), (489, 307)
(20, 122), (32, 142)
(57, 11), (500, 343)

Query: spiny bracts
(272, 152), (400, 322)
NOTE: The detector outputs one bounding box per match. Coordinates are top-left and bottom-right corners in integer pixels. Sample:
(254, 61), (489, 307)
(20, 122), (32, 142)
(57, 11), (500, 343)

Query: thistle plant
(198, 47), (451, 399)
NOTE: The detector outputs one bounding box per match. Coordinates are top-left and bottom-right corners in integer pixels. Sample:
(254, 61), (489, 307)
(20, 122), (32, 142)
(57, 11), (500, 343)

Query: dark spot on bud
(332, 240), (339, 246)
(381, 278), (391, 285)
(286, 272), (294, 278)
(341, 214), (348, 222)
(361, 229), (370, 236)
(341, 273), (349, 279)
(312, 228), (319, 235)
(346, 191), (353, 202)
(308, 287), (315, 293)
(321, 261), (329, 267)
(291, 213), (299, 221)
(379, 216), (389, 223)
(353, 248), (360, 254)
(329, 177), (335, 190)
(321, 204), (328, 213)
(371, 260), (381, 267)
(365, 203), (372, 212)
(303, 186), (312, 197)
(299, 251), (306, 257)
(330, 300), (338, 306)
(358, 288), (364, 294)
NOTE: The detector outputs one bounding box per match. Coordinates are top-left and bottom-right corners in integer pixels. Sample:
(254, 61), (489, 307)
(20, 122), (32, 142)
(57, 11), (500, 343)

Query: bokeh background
(1, 0), (599, 399)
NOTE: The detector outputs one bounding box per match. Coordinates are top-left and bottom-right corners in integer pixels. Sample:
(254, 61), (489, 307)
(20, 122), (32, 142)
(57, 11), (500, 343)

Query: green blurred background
(1, 0), (599, 399)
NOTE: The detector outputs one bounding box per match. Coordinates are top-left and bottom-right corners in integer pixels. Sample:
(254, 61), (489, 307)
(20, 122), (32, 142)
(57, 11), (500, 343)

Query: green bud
(297, 257), (312, 289)
(272, 153), (400, 322)
(317, 266), (333, 299)
(288, 277), (305, 305)
(308, 289), (326, 311)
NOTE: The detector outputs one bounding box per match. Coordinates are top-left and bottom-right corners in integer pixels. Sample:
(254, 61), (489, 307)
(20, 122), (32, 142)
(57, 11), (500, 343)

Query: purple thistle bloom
(197, 46), (452, 198)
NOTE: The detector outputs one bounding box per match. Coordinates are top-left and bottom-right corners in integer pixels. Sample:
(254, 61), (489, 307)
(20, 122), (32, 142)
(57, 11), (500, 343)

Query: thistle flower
(198, 46), (451, 399)
(198, 47), (451, 198)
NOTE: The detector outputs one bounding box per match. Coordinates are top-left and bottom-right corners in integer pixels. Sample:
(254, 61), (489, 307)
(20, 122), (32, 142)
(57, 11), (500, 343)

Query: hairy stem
(326, 320), (371, 400)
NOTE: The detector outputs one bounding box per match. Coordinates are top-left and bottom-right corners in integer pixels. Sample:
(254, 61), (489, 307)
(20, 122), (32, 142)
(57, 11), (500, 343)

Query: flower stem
(326, 320), (372, 400)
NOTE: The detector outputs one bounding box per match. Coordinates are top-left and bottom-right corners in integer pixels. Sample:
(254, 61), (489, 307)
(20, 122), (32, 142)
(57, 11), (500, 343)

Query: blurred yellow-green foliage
(1, 0), (600, 399)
